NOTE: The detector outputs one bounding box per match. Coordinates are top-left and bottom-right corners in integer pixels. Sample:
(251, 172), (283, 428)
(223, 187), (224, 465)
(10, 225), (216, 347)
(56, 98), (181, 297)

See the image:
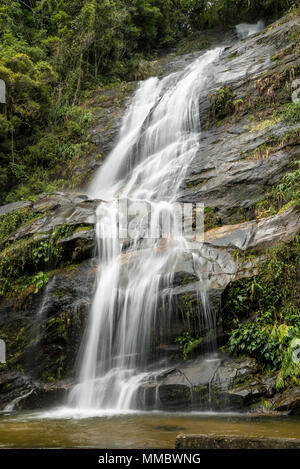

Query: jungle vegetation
(0, 0), (297, 203)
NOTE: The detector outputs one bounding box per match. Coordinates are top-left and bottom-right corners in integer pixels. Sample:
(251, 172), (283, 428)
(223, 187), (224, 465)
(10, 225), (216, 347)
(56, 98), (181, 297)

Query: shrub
(0, 207), (37, 245)
(282, 102), (300, 123)
(225, 237), (300, 389)
(175, 332), (202, 360)
(213, 88), (234, 120)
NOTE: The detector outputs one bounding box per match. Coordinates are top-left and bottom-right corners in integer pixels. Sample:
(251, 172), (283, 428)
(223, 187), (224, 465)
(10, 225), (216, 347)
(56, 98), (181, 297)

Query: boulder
(0, 371), (34, 410)
(175, 433), (300, 449)
(137, 356), (281, 412)
(204, 206), (300, 252)
(158, 369), (193, 410)
(272, 388), (300, 415)
(0, 370), (73, 411)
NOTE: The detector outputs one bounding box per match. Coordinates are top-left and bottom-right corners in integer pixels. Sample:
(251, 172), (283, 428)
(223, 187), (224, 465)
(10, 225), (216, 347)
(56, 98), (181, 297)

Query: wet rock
(32, 192), (89, 213)
(0, 371), (73, 411)
(86, 83), (136, 177)
(210, 359), (277, 410)
(205, 205), (300, 254)
(158, 369), (193, 410)
(137, 357), (281, 412)
(19, 381), (73, 410)
(0, 258), (97, 386)
(259, 374), (278, 397)
(57, 229), (96, 262)
(0, 200), (32, 216)
(272, 388), (300, 415)
(181, 145), (293, 223)
(179, 357), (222, 387)
(209, 357), (261, 409)
(220, 384), (267, 409)
(11, 195), (101, 242)
(0, 371), (34, 410)
(136, 382), (158, 410)
(249, 207), (300, 250)
(204, 220), (257, 250)
(211, 357), (259, 392)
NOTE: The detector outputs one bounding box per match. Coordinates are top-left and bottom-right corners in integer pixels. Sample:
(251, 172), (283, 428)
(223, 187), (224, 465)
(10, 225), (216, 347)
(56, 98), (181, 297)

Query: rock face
(180, 14), (300, 225)
(1, 13), (300, 412)
(0, 254), (97, 409)
(136, 356), (293, 413)
(0, 372), (71, 410)
(68, 82), (138, 185)
(0, 192), (99, 409)
(204, 207), (300, 252)
(4, 192), (100, 244)
(115, 205), (299, 365)
(273, 388), (300, 415)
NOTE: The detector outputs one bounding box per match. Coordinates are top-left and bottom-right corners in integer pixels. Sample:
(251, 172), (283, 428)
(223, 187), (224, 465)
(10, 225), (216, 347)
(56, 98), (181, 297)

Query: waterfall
(235, 20), (265, 39)
(68, 47), (224, 411)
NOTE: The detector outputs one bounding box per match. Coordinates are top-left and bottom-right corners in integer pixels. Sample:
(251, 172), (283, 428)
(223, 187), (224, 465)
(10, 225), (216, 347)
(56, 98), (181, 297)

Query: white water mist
(69, 48), (223, 411)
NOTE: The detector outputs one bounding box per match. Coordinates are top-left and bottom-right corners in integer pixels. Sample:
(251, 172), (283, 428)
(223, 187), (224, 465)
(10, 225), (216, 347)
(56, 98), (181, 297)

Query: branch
(19, 1), (34, 11)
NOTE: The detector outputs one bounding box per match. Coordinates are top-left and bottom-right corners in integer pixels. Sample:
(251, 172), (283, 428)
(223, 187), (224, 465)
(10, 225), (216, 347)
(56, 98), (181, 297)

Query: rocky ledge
(137, 356), (300, 414)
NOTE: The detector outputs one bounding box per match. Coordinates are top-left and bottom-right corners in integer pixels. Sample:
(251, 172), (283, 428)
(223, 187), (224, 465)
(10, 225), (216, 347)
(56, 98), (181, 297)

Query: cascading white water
(69, 47), (224, 411)
(235, 20), (265, 39)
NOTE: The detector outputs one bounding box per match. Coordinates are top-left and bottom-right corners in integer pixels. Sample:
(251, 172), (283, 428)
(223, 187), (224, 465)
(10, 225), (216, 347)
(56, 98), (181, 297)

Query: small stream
(0, 411), (299, 448)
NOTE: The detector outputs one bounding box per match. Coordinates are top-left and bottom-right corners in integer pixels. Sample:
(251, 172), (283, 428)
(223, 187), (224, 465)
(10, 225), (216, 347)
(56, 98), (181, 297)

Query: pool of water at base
(0, 409), (299, 448)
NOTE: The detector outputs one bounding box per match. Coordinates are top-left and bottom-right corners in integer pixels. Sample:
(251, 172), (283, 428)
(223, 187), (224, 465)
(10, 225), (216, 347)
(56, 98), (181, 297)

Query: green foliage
(31, 271), (49, 294)
(225, 238), (299, 321)
(0, 1), (297, 202)
(52, 224), (78, 239)
(256, 158), (300, 218)
(204, 206), (222, 231)
(212, 87), (234, 120)
(0, 236), (47, 296)
(0, 220), (92, 297)
(282, 102), (300, 123)
(33, 241), (50, 265)
(229, 319), (299, 369)
(273, 160), (300, 205)
(0, 207), (38, 244)
(225, 237), (300, 389)
(175, 332), (202, 360)
(183, 0), (296, 30)
(276, 337), (300, 390)
(0, 102), (95, 203)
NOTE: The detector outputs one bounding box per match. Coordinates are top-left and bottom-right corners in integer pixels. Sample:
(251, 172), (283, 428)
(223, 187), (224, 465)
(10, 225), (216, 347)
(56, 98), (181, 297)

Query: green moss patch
(0, 207), (39, 246)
